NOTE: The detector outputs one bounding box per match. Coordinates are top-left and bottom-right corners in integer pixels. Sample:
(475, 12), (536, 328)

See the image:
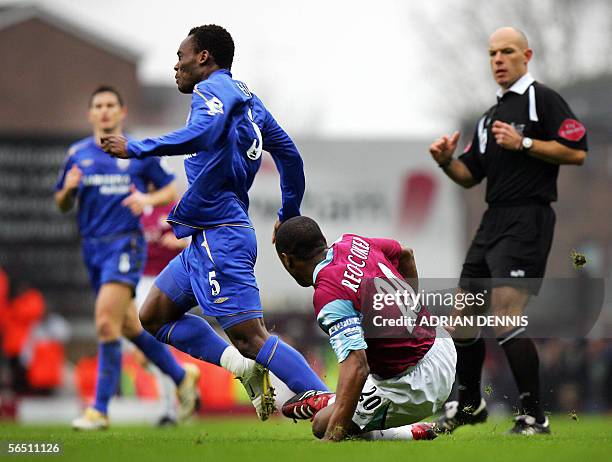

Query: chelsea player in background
(102, 25), (328, 420)
(55, 86), (200, 430)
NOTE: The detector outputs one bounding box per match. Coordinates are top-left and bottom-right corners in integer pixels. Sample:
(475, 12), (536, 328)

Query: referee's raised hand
(429, 131), (460, 166)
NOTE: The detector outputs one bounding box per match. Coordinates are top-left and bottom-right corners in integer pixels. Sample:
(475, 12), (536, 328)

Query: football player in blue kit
(55, 86), (200, 430)
(101, 25), (328, 420)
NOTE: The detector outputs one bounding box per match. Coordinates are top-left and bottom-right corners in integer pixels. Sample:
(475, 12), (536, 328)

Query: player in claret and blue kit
(55, 86), (200, 430)
(275, 216), (457, 441)
(101, 25), (328, 420)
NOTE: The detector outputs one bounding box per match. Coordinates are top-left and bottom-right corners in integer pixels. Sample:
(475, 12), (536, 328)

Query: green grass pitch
(1, 415), (611, 462)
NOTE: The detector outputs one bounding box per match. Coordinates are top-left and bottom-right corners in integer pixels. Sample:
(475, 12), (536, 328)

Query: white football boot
(237, 364), (276, 421)
(72, 407), (109, 431)
(176, 363), (201, 421)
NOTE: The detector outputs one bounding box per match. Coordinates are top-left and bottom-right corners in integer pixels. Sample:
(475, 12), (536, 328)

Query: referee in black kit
(429, 27), (587, 435)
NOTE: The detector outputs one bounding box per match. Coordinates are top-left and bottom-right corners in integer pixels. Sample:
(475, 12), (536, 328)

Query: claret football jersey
(313, 234), (436, 379)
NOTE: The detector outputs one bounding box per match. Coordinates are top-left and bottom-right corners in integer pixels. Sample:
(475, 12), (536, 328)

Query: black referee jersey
(457, 73), (588, 292)
(459, 73), (588, 206)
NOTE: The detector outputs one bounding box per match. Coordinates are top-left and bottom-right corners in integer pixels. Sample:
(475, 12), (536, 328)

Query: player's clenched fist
(429, 131), (460, 166)
(100, 135), (129, 158)
(64, 164), (83, 190)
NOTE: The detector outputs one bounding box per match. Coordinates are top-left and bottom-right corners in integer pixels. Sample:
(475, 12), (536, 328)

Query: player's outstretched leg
(154, 314), (277, 420)
(73, 283), (127, 430)
(361, 424), (438, 441)
(225, 319), (329, 394)
(140, 285), (278, 420)
(310, 403), (437, 441)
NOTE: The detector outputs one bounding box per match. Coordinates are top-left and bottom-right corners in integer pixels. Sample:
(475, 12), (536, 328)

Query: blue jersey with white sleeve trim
(55, 136), (174, 238)
(125, 69), (305, 238)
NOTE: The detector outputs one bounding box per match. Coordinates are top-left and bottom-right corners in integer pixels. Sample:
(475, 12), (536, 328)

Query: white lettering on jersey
(205, 96), (224, 116)
(236, 81), (252, 97)
(81, 173), (131, 195)
(116, 159), (130, 170)
(245, 109), (262, 160)
(375, 262), (419, 334)
(341, 237), (371, 293)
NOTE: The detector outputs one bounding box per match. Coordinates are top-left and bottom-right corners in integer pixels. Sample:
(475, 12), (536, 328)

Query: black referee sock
(454, 336), (485, 412)
(498, 328), (545, 423)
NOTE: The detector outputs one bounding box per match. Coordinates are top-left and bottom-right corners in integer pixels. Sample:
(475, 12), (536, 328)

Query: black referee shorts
(459, 203), (555, 295)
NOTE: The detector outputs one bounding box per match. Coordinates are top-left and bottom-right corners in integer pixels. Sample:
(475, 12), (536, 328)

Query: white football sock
(219, 345), (256, 377)
(361, 425), (415, 441)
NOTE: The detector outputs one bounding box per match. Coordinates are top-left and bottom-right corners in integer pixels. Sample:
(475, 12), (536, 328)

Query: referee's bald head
(489, 27), (529, 50)
(488, 27), (533, 89)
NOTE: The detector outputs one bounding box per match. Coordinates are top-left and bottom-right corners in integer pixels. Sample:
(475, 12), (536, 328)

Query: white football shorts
(352, 329), (457, 431)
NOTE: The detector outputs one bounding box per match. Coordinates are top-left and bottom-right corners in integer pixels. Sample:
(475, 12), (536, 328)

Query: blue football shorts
(82, 231), (146, 294)
(155, 225), (263, 330)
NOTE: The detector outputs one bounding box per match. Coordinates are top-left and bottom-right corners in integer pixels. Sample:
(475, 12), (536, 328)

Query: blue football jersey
(56, 136), (175, 238)
(126, 69), (305, 238)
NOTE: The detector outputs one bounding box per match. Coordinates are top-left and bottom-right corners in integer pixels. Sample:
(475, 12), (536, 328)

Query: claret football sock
(454, 335), (486, 411)
(498, 328), (545, 423)
(155, 313), (229, 366)
(93, 340), (122, 415)
(130, 330), (185, 385)
(255, 335), (329, 393)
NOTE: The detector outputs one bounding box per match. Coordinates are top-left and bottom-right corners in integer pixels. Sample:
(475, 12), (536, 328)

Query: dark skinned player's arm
(323, 349), (369, 441)
(397, 247), (418, 292)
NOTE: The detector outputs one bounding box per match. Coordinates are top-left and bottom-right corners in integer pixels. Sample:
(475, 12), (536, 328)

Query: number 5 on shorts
(209, 271), (220, 296)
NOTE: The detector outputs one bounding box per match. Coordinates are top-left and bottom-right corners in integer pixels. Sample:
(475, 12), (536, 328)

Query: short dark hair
(275, 216), (327, 261)
(89, 85), (124, 107)
(188, 25), (235, 70)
